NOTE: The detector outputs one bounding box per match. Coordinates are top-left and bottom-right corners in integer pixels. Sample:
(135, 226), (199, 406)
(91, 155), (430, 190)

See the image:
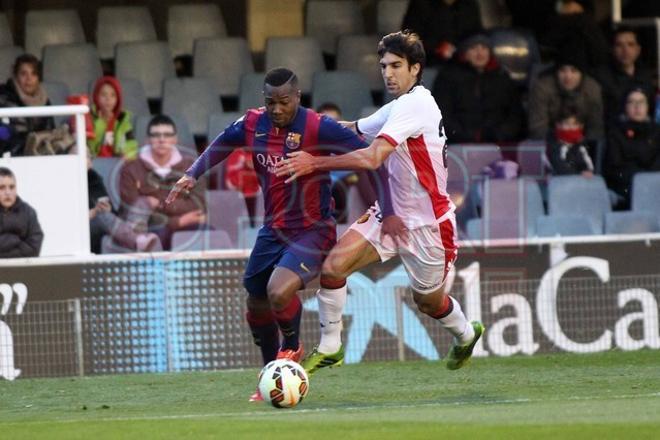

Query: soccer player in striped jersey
(277, 31), (484, 374)
(166, 67), (398, 401)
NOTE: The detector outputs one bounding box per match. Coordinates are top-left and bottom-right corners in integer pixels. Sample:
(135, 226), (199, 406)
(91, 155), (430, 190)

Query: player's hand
(381, 215), (409, 247)
(275, 151), (316, 183)
(166, 175), (197, 205)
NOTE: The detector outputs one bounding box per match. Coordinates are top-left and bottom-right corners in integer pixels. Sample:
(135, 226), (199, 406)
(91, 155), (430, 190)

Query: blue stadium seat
(168, 3), (227, 58)
(311, 71), (373, 121)
(206, 190), (250, 246)
(306, 0), (364, 55)
(115, 41), (176, 100)
(96, 7), (157, 59)
(162, 77), (222, 137)
(265, 37), (325, 94)
(42, 43), (102, 95)
(632, 172), (660, 225)
(377, 0), (409, 35)
(605, 212), (658, 235)
(238, 73), (265, 112)
(336, 35), (381, 91)
(536, 215), (595, 237)
(26, 9), (85, 59)
(547, 175), (611, 234)
(193, 37), (254, 97)
(172, 230), (233, 251)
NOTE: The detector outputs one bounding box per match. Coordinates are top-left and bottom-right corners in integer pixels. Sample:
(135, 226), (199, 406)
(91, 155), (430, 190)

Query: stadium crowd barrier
(1, 234), (659, 380)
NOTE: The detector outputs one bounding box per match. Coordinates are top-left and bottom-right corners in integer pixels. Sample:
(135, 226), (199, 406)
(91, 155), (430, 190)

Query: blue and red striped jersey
(188, 107), (368, 232)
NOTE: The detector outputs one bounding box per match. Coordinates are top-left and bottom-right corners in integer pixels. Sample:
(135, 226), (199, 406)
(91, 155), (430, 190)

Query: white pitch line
(2, 391), (659, 426)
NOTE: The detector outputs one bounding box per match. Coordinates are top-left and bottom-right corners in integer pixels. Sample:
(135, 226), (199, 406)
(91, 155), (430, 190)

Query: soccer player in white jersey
(276, 31), (484, 374)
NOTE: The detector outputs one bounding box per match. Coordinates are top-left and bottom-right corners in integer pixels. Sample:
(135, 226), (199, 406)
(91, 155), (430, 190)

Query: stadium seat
(453, 144), (503, 180)
(265, 37), (325, 94)
(92, 157), (124, 210)
(116, 77), (150, 117)
(162, 78), (222, 137)
(25, 9), (85, 59)
(515, 140), (548, 178)
(193, 37), (254, 97)
(96, 6), (157, 60)
(41, 81), (70, 125)
(605, 211), (658, 235)
(208, 112), (243, 141)
(0, 46), (23, 82)
(311, 71), (373, 121)
(631, 172), (660, 223)
(172, 230), (233, 251)
(168, 3), (227, 58)
(536, 215), (596, 237)
(0, 13), (13, 47)
(135, 114), (196, 151)
(42, 43), (102, 95)
(489, 28), (540, 86)
(472, 178), (545, 239)
(305, 0), (364, 55)
(238, 72), (266, 112)
(547, 175), (611, 234)
(377, 0), (409, 35)
(206, 190), (250, 245)
(336, 35), (381, 91)
(115, 41), (176, 100)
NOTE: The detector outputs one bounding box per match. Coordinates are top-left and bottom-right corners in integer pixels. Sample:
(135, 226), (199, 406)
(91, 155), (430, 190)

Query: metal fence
(1, 274), (659, 380)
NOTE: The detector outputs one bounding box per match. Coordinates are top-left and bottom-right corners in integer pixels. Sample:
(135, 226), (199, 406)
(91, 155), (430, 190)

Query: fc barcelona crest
(285, 132), (301, 150)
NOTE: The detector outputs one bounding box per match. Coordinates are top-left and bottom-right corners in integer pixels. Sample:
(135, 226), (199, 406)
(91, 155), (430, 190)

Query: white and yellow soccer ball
(258, 359), (309, 408)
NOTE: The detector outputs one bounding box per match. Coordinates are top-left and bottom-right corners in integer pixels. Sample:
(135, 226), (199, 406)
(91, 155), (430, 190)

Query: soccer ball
(258, 359), (309, 408)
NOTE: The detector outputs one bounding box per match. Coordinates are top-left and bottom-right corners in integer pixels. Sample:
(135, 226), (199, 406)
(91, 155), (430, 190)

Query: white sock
(316, 285), (347, 354)
(437, 296), (474, 345)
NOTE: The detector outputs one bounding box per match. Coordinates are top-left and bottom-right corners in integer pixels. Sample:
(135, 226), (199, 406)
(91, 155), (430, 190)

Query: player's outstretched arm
(165, 175), (197, 205)
(276, 138), (395, 183)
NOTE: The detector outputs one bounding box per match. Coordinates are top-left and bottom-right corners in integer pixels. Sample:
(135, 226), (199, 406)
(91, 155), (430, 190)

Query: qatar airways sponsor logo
(255, 153), (285, 174)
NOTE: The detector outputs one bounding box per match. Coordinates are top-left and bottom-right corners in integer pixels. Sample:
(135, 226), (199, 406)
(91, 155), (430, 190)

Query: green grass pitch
(1, 350), (659, 439)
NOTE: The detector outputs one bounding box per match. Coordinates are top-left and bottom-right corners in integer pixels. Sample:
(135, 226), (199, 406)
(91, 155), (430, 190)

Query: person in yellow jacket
(88, 76), (138, 159)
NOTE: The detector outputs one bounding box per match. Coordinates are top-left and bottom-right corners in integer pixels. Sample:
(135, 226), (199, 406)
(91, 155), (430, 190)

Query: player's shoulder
(395, 85), (435, 106)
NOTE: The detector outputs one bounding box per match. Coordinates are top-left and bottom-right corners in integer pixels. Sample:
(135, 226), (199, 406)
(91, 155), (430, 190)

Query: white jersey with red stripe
(357, 84), (454, 230)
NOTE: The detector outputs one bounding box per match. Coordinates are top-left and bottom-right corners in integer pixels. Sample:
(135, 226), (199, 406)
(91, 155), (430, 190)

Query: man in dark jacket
(0, 167), (43, 258)
(432, 33), (523, 143)
(0, 54), (55, 156)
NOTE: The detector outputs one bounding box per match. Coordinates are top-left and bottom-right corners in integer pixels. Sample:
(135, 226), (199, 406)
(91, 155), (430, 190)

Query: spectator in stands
(88, 76), (138, 159)
(528, 52), (604, 140)
(594, 27), (654, 125)
(88, 157), (160, 253)
(548, 105), (594, 177)
(539, 0), (609, 72)
(119, 115), (208, 250)
(605, 87), (660, 207)
(0, 167), (43, 258)
(0, 54), (54, 156)
(432, 33), (523, 143)
(402, 0), (482, 66)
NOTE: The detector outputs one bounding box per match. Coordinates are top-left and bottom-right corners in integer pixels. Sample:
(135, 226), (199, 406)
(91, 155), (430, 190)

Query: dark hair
(621, 86), (652, 115)
(147, 114), (177, 135)
(377, 30), (426, 82)
(557, 104), (583, 123)
(612, 25), (639, 45)
(13, 53), (42, 79)
(0, 166), (15, 179)
(316, 102), (342, 115)
(264, 67), (299, 88)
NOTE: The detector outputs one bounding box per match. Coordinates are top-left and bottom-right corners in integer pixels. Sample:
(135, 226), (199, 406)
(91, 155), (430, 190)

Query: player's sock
(316, 277), (347, 354)
(432, 295), (475, 345)
(246, 309), (280, 364)
(273, 295), (302, 351)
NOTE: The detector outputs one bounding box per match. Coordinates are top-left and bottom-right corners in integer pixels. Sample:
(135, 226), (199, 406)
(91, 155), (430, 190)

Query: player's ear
(410, 62), (421, 78)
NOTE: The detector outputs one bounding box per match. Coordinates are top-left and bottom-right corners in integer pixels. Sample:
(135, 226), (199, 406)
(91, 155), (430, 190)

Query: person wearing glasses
(119, 115), (207, 250)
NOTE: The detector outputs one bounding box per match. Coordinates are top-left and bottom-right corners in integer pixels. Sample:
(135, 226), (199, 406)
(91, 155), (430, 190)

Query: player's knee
(266, 283), (293, 311)
(413, 291), (444, 316)
(246, 296), (270, 314)
(321, 253), (347, 280)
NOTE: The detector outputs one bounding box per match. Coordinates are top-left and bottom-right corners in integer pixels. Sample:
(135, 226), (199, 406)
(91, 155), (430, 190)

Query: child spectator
(548, 106), (594, 177)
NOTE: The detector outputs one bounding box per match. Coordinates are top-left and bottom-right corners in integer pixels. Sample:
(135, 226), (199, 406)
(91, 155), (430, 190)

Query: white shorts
(348, 203), (458, 294)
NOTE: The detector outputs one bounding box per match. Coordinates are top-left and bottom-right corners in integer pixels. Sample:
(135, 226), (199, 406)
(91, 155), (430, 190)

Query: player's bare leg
(303, 230), (381, 375)
(267, 266), (305, 361)
(412, 283), (484, 370)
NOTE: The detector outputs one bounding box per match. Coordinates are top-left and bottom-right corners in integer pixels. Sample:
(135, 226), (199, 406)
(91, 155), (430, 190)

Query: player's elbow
(362, 151), (382, 170)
